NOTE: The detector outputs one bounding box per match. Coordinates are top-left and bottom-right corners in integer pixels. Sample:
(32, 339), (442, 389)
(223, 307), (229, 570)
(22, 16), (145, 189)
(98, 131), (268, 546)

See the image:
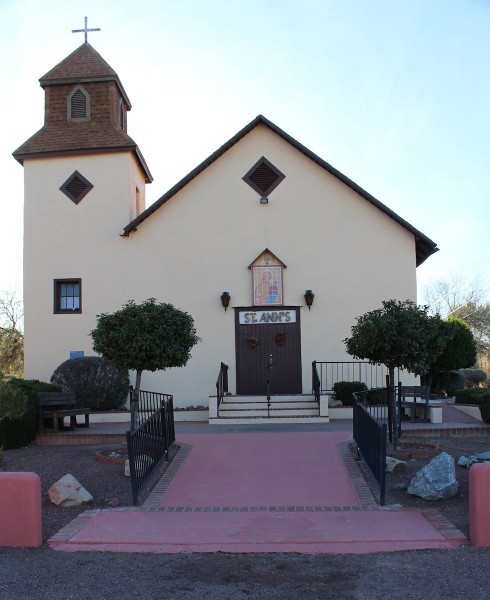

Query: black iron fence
(216, 362), (228, 416)
(313, 361), (399, 394)
(353, 389), (387, 505)
(126, 388), (175, 505)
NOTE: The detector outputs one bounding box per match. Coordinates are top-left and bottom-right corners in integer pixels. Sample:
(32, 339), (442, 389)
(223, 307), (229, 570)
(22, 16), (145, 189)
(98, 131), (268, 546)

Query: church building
(13, 42), (438, 421)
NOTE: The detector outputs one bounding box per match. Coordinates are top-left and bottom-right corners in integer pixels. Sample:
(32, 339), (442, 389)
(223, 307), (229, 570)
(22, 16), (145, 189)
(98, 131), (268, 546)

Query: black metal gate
(126, 388), (175, 505)
(353, 390), (387, 505)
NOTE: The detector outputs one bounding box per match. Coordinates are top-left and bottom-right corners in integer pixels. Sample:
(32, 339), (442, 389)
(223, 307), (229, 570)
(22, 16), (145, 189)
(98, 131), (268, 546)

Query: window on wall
(54, 279), (82, 314)
(249, 249), (286, 306)
(68, 86), (90, 122)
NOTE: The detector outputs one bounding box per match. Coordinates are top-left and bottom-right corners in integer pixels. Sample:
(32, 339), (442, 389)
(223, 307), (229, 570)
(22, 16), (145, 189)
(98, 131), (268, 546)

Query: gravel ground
(1, 436), (490, 599)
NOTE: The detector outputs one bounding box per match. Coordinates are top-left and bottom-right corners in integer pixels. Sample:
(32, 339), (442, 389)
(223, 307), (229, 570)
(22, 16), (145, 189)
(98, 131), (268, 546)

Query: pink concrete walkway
(160, 432), (358, 508)
(49, 432), (466, 554)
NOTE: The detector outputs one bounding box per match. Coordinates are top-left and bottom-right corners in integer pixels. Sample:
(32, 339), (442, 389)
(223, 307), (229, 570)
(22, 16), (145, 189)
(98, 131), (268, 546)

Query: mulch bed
(1, 444), (133, 542)
(1, 435), (489, 544)
(381, 436), (490, 538)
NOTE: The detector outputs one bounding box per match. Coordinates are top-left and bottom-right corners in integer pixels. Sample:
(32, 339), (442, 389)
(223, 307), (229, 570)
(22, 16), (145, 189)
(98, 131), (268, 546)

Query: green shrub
(51, 356), (129, 411)
(480, 395), (490, 424)
(333, 381), (368, 406)
(459, 368), (488, 388)
(365, 387), (389, 405)
(455, 388), (489, 405)
(435, 370), (466, 397)
(1, 378), (61, 444)
(0, 383), (31, 449)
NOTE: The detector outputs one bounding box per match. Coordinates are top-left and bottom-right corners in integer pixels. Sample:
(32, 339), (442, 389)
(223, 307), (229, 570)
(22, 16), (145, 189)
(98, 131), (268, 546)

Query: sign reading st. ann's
(239, 310), (296, 325)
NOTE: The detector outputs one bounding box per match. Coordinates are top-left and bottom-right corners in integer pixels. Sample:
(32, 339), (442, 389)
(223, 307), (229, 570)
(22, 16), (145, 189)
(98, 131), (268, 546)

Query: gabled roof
(123, 115), (438, 266)
(40, 42), (131, 108)
(248, 249), (287, 269)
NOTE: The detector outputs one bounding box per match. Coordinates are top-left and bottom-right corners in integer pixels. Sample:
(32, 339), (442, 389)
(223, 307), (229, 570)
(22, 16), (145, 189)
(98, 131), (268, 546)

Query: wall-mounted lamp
(304, 289), (315, 311)
(260, 196), (269, 204)
(220, 291), (231, 312)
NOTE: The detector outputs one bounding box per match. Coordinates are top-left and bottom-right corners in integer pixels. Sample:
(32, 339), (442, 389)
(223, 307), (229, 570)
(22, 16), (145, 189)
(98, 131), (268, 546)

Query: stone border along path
(48, 432), (467, 554)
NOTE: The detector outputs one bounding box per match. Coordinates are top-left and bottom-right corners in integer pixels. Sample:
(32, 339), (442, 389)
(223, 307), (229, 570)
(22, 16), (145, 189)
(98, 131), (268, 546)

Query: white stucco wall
(23, 125), (419, 405)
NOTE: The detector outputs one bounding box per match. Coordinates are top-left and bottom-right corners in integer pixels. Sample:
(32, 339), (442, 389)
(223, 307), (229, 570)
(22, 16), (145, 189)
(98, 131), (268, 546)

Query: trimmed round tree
(344, 299), (446, 449)
(430, 317), (477, 372)
(429, 317), (477, 394)
(90, 299), (201, 405)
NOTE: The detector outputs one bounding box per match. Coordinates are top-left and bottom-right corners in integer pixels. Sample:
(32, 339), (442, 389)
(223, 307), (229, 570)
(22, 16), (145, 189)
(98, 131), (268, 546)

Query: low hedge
(0, 383), (30, 449)
(435, 370), (466, 397)
(459, 368), (488, 388)
(480, 396), (490, 424)
(366, 387), (389, 405)
(454, 388), (489, 405)
(333, 381), (368, 406)
(0, 379), (60, 449)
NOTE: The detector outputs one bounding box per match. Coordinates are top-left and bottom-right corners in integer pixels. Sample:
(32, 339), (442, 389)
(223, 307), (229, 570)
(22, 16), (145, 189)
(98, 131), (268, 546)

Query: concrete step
(220, 401), (319, 410)
(218, 408), (320, 417)
(209, 415), (330, 425)
(224, 395), (315, 403)
(212, 394), (325, 424)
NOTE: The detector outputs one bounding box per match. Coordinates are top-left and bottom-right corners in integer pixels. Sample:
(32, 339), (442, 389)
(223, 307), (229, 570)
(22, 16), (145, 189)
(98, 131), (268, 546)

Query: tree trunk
(388, 366), (399, 450)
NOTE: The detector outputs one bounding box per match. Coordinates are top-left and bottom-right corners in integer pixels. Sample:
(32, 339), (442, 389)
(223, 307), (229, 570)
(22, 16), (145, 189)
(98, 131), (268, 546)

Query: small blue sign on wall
(70, 351), (85, 360)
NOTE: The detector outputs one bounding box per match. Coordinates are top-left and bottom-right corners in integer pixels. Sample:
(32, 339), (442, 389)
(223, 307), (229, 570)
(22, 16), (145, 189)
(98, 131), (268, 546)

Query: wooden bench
(38, 392), (90, 433)
(400, 385), (430, 423)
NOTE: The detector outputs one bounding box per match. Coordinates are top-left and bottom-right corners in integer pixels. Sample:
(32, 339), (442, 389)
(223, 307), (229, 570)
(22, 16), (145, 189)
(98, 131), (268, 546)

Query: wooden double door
(235, 307), (302, 395)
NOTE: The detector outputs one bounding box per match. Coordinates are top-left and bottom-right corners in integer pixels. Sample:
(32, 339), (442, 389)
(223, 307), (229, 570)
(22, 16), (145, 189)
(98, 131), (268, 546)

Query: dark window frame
(54, 279), (82, 314)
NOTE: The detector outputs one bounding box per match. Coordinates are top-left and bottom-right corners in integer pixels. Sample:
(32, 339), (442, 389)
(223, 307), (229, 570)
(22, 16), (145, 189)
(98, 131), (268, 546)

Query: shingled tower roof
(13, 43), (151, 182)
(39, 43), (131, 107)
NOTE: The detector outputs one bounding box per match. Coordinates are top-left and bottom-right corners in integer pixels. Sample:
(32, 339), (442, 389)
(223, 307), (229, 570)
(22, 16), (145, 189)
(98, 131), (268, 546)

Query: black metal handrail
(130, 386), (174, 431)
(126, 388), (176, 505)
(313, 361), (400, 394)
(312, 360), (320, 404)
(353, 389), (387, 505)
(216, 362), (229, 416)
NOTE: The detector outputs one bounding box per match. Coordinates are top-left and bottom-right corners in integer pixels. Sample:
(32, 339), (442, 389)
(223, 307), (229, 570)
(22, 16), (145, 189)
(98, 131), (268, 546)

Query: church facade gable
(16, 44), (436, 409)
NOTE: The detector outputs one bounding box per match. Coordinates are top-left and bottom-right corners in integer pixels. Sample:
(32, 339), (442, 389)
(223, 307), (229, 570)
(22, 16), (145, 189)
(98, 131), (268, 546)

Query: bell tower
(13, 41), (152, 379)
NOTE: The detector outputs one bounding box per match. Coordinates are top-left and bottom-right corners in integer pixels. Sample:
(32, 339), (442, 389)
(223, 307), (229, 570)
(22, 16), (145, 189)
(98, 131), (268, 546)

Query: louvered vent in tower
(243, 157), (285, 197)
(68, 86), (90, 121)
(60, 171), (94, 204)
(71, 89), (87, 118)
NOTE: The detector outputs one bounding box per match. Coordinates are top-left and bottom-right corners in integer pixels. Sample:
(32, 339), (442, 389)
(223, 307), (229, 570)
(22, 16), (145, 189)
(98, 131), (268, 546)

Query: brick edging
(36, 433), (126, 446)
(403, 426), (490, 438)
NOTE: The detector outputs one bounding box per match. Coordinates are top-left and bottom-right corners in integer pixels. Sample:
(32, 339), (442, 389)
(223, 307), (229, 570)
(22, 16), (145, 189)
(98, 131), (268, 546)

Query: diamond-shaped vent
(60, 171), (94, 204)
(243, 157), (285, 197)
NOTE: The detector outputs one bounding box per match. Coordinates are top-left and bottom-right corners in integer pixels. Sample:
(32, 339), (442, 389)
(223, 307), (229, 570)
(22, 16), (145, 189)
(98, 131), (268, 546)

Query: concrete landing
(49, 432), (466, 554)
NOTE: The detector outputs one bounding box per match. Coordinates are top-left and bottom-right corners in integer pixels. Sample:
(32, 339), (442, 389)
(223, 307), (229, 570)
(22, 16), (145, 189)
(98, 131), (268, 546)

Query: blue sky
(2, 0), (489, 304)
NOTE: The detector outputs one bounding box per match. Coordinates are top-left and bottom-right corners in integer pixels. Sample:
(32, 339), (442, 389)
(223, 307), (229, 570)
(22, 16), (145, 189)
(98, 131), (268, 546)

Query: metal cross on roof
(72, 16), (101, 43)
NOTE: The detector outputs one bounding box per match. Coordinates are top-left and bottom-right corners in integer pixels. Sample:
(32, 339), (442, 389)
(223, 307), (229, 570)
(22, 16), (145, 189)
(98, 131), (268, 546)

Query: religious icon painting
(249, 249), (286, 306)
(253, 266), (283, 305)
